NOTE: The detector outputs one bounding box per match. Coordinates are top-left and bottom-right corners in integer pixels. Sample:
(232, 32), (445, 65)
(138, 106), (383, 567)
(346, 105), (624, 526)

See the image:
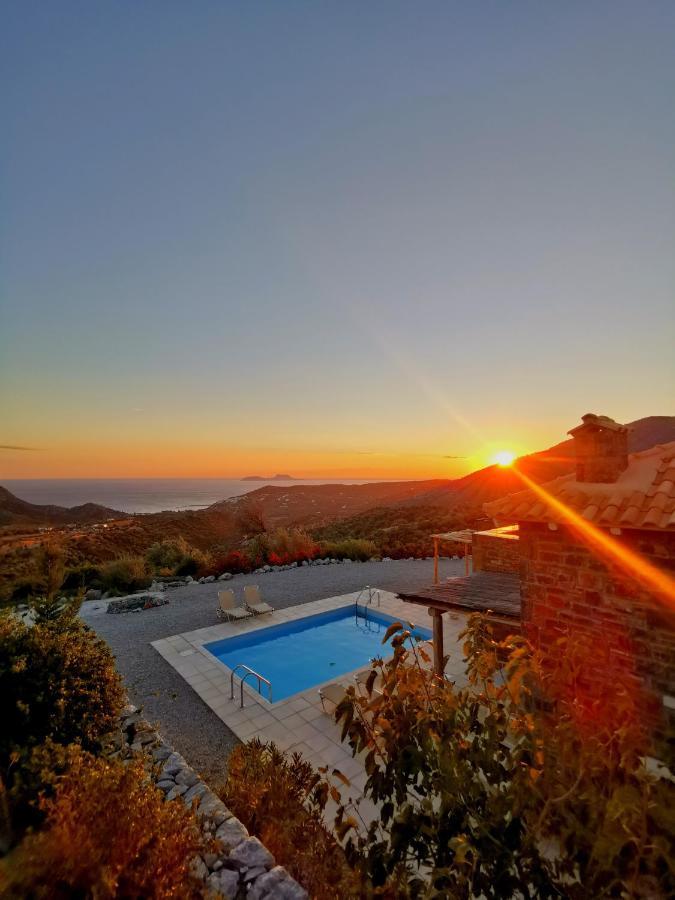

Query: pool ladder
(230, 663), (272, 708)
(355, 585), (380, 608)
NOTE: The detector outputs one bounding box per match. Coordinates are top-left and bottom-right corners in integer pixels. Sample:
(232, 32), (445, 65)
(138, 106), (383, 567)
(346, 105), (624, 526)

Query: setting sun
(493, 450), (516, 467)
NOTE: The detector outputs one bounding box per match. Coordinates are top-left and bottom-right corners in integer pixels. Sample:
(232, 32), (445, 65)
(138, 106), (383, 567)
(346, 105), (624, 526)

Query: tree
(329, 616), (675, 898)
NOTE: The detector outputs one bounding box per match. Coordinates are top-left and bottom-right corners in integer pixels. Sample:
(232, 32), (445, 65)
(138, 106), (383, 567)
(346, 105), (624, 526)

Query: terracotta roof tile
(485, 442), (675, 532)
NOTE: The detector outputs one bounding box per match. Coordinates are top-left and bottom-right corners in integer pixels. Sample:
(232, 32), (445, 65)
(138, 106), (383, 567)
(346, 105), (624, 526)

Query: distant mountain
(405, 415), (675, 512)
(220, 415), (675, 528)
(241, 474), (296, 481)
(0, 486), (124, 527)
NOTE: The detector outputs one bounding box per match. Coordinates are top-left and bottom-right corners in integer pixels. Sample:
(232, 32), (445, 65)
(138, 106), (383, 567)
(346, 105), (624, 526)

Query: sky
(1, 1), (674, 480)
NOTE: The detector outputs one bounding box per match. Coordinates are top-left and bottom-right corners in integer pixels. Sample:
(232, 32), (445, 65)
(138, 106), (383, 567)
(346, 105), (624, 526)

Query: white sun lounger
(318, 682), (347, 712)
(217, 589), (252, 623)
(243, 585), (274, 616)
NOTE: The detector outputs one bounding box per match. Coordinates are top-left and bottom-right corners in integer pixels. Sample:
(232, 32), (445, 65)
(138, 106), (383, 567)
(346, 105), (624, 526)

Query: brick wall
(519, 521), (675, 743)
(473, 526), (520, 575)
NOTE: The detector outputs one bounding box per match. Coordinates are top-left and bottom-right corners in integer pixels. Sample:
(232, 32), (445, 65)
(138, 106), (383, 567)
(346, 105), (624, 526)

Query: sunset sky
(2, 2), (674, 480)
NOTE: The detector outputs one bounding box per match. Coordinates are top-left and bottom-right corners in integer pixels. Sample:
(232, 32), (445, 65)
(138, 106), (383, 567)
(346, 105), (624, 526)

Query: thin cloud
(443, 454), (466, 459)
(0, 444), (43, 451)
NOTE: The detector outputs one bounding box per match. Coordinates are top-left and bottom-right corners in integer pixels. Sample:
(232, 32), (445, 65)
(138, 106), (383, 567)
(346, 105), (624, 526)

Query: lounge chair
(243, 585), (274, 616)
(319, 682), (347, 712)
(217, 589), (252, 623)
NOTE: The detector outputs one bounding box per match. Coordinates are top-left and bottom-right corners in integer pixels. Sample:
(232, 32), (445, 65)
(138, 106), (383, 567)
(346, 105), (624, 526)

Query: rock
(175, 768), (200, 788)
(207, 869), (240, 898)
(185, 575), (194, 583)
(301, 560), (309, 566)
(212, 806), (233, 826)
(165, 783), (188, 801)
(204, 575), (216, 583)
(247, 866), (308, 900)
(198, 577), (205, 584)
(197, 791), (229, 821)
(215, 817), (249, 850)
(383, 556), (392, 562)
(203, 851), (220, 869)
(190, 856), (209, 881)
(161, 752), (187, 778)
(84, 588), (102, 601)
(183, 782), (209, 806)
(229, 836), (274, 871)
(152, 743), (172, 762)
(343, 558), (352, 564)
(218, 572), (233, 581)
(243, 866), (268, 882)
(156, 780), (175, 793)
(106, 592), (169, 614)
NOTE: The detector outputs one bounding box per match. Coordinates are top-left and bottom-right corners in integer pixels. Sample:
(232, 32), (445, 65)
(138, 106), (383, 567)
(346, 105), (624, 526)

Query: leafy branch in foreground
(327, 615), (674, 899)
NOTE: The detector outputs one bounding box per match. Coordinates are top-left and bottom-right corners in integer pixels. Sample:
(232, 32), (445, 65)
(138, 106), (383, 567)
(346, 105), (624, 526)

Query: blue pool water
(204, 606), (432, 702)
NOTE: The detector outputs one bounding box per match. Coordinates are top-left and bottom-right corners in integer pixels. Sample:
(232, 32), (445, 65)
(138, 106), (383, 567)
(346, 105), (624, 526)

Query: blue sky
(1, 2), (674, 477)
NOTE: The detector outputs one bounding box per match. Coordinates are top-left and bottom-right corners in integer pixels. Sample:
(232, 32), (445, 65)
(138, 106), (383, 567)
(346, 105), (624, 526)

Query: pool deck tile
(151, 589), (470, 813)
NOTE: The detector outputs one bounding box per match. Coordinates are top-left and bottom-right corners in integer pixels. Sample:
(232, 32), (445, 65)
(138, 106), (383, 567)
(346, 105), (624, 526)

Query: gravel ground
(81, 557), (465, 783)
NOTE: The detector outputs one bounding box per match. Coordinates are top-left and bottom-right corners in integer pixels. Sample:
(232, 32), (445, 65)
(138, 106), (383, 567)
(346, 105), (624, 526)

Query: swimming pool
(204, 605), (432, 702)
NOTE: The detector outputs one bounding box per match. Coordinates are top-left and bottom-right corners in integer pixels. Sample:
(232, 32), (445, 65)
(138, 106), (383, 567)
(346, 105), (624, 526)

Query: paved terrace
(81, 558), (467, 785)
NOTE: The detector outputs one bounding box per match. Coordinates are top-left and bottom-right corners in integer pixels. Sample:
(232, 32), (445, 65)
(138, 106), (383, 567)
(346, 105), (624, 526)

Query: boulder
(207, 869), (240, 899)
(247, 866), (309, 900)
(204, 575), (216, 583)
(175, 768), (200, 788)
(84, 588), (102, 601)
(229, 836), (274, 871)
(106, 592), (168, 614)
(215, 817), (249, 850)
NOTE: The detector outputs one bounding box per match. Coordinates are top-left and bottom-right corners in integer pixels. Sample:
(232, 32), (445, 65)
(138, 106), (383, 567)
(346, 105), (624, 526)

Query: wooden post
(429, 608), (444, 676)
(433, 537), (439, 584)
(464, 542), (470, 576)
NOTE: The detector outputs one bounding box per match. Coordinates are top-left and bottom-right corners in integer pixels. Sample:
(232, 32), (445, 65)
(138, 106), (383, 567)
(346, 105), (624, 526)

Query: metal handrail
(355, 585), (380, 607)
(230, 663), (272, 708)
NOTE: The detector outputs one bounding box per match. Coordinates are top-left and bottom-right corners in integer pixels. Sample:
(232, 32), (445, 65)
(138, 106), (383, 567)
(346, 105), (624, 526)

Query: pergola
(398, 572), (521, 676)
(432, 529), (474, 583)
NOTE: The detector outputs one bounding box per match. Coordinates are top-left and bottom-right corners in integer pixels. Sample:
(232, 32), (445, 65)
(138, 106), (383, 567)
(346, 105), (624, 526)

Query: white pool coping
(151, 589), (470, 820)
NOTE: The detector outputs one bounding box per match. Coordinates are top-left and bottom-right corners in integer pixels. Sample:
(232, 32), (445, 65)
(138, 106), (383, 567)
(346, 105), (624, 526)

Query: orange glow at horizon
(512, 467), (675, 606)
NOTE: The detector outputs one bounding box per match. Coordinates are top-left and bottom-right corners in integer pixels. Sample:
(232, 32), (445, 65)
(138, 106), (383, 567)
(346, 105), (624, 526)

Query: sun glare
(493, 450), (515, 467)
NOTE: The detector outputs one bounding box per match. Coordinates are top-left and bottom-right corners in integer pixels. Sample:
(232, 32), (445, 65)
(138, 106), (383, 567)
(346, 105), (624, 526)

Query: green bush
(0, 615), (125, 772)
(61, 563), (102, 592)
(0, 750), (205, 899)
(222, 739), (361, 898)
(145, 538), (194, 573)
(320, 538), (377, 562)
(98, 556), (150, 594)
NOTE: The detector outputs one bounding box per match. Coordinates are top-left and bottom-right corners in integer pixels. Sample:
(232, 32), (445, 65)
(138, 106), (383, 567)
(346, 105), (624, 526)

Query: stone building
(485, 414), (675, 743)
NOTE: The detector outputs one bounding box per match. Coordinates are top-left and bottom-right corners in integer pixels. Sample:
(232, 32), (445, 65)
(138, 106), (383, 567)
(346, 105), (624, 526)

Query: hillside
(0, 486), (124, 527)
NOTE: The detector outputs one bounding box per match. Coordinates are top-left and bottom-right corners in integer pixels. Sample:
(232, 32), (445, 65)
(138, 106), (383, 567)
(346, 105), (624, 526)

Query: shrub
(222, 739), (361, 899)
(0, 615), (125, 772)
(9, 576), (47, 603)
(329, 616), (675, 898)
(146, 538), (195, 573)
(61, 563), (102, 592)
(0, 750), (205, 899)
(207, 549), (251, 575)
(99, 556), (150, 593)
(320, 538), (377, 562)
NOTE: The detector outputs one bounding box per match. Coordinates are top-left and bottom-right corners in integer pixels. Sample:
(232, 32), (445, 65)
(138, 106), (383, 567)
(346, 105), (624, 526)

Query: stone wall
(473, 526), (520, 575)
(519, 521), (675, 743)
(104, 707), (307, 899)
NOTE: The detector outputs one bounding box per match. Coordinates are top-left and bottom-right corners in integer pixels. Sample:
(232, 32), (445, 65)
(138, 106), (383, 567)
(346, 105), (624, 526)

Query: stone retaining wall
(105, 706), (307, 899)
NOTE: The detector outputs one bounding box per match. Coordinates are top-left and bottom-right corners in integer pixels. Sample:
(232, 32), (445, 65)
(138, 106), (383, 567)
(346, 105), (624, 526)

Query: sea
(3, 478), (383, 515)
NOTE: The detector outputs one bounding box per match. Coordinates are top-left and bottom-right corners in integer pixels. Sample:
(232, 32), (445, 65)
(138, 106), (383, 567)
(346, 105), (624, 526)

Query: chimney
(568, 414), (629, 483)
